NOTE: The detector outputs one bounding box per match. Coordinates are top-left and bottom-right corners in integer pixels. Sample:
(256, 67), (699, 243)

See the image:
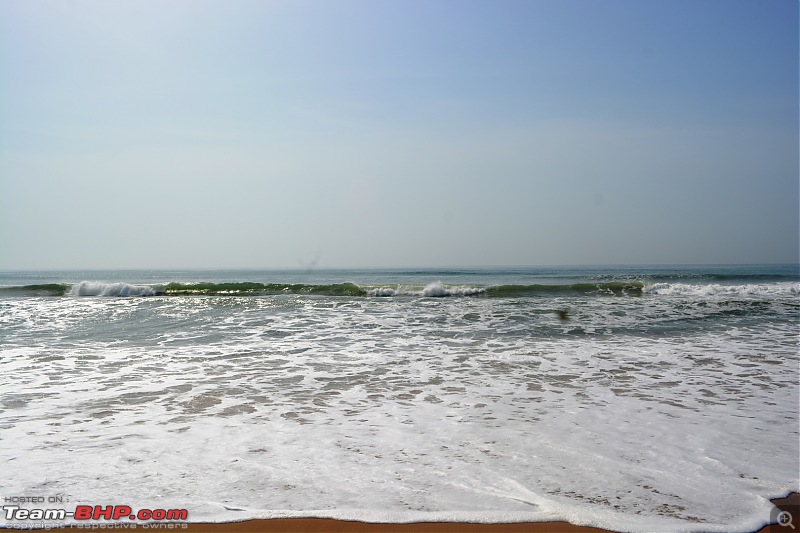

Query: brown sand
(41, 493), (800, 533)
(183, 519), (613, 533)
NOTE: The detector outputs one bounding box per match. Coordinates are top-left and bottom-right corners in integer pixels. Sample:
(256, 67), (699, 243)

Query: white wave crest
(422, 282), (485, 297)
(368, 287), (399, 297)
(69, 281), (156, 297)
(645, 282), (800, 298)
(366, 283), (487, 297)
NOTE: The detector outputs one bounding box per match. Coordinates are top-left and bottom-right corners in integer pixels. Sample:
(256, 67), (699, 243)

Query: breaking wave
(0, 281), (646, 298)
(158, 282), (366, 296)
(3, 280), (797, 300)
(644, 282), (800, 297)
(69, 281), (156, 297)
(367, 283), (487, 297)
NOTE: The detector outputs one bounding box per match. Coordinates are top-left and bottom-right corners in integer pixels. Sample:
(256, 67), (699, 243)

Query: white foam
(645, 281), (800, 297)
(422, 282), (485, 297)
(368, 287), (399, 297)
(69, 281), (156, 297)
(366, 283), (486, 297)
(2, 284), (797, 532)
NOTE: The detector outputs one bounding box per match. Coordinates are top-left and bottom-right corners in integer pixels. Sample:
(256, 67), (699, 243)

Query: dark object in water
(556, 310), (570, 322)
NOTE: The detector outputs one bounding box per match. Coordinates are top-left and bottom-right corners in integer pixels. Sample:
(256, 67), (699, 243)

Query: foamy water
(1, 267), (798, 532)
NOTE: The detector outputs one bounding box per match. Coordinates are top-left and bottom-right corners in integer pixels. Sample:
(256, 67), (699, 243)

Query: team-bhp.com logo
(4, 505), (188, 521)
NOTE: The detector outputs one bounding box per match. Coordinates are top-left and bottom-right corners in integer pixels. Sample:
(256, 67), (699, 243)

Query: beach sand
(182, 519), (612, 532)
(39, 493), (796, 533)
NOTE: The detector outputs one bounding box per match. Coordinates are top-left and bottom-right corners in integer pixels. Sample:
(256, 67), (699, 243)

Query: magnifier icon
(778, 511), (795, 529)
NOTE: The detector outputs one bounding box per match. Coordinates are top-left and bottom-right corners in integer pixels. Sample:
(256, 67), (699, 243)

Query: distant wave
(0, 283), (71, 297)
(368, 283), (488, 297)
(158, 282), (366, 296)
(486, 282), (644, 297)
(0, 280), (645, 298)
(588, 271), (800, 283)
(2, 280), (797, 299)
(158, 281), (495, 297)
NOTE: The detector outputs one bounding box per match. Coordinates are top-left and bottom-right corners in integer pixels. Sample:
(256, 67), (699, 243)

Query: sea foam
(2, 267), (797, 532)
(644, 281), (800, 297)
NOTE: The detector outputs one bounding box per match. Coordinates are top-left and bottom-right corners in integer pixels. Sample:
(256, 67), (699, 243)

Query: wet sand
(183, 519), (612, 532)
(182, 492), (800, 533)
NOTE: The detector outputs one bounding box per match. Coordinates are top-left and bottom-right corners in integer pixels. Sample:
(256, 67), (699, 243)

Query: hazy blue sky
(1, 0), (797, 269)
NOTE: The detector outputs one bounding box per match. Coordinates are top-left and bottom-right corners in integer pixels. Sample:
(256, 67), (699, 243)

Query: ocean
(1, 265), (798, 532)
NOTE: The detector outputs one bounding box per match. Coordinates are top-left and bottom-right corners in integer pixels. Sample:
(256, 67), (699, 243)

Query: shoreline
(26, 493), (798, 533)
(182, 520), (613, 532)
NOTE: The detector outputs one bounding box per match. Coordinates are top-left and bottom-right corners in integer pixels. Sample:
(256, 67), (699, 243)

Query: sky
(1, 0), (797, 269)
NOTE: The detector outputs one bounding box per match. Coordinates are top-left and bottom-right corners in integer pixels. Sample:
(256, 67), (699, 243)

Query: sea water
(1, 265), (798, 532)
